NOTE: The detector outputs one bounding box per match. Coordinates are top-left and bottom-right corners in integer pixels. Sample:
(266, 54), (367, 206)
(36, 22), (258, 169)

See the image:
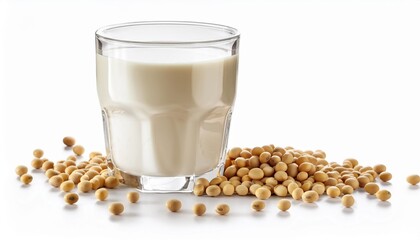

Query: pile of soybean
(192, 145), (420, 212)
(15, 136), (139, 215)
(15, 140), (420, 217)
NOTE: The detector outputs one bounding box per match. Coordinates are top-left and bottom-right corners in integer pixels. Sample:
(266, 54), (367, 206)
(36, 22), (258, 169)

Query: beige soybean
(341, 185), (354, 195)
(67, 155), (77, 161)
(237, 168), (249, 177)
(364, 183), (379, 195)
(255, 187), (271, 200)
(54, 163), (66, 173)
(287, 182), (299, 194)
(407, 174), (420, 185)
(78, 181), (92, 193)
(59, 173), (69, 181)
(166, 199), (182, 212)
(219, 180), (230, 189)
(259, 152), (271, 163)
(41, 161), (54, 171)
(376, 190), (391, 201)
(342, 194), (355, 208)
(357, 175), (370, 188)
(209, 177), (223, 186)
(45, 169), (59, 179)
(292, 188), (304, 200)
(235, 185), (248, 196)
(277, 199), (291, 211)
(215, 203), (230, 215)
(223, 184), (235, 196)
(90, 178), (100, 190)
(15, 165), (28, 177)
(228, 147), (242, 159)
(80, 175), (90, 182)
(72, 145), (85, 156)
(249, 168), (264, 180)
(302, 190), (319, 203)
(206, 185), (221, 197)
(251, 200), (266, 211)
(69, 172), (83, 184)
(312, 184), (326, 195)
(379, 172), (392, 182)
(193, 203), (206, 216)
(105, 176), (119, 189)
(373, 164), (386, 174)
(20, 174), (33, 185)
(345, 178), (359, 190)
(64, 193), (79, 205)
(65, 166), (78, 175)
(60, 181), (75, 192)
(63, 136), (76, 147)
(224, 165), (237, 179)
(31, 158), (43, 169)
(49, 175), (63, 188)
(326, 186), (340, 198)
(33, 149), (44, 158)
(273, 185), (288, 197)
(127, 191), (140, 203)
(193, 184), (205, 196)
(249, 184), (262, 195)
(109, 202), (124, 215)
(95, 188), (109, 201)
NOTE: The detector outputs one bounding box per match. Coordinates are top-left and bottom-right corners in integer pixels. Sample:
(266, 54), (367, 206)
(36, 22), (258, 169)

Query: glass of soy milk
(95, 21), (239, 192)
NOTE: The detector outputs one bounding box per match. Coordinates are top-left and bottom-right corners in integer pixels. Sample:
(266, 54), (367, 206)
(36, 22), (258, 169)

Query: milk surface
(96, 48), (238, 177)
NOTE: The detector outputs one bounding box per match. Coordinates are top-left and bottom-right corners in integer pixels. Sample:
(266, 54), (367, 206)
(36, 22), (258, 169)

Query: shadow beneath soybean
(342, 208), (354, 214)
(408, 185), (419, 190)
(63, 204), (78, 210)
(49, 188), (60, 193)
(250, 211), (266, 218)
(377, 201), (391, 208)
(300, 202), (318, 209)
(109, 212), (139, 222)
(276, 211), (291, 218)
(325, 198), (341, 204)
(366, 194), (377, 200)
(95, 200), (107, 206)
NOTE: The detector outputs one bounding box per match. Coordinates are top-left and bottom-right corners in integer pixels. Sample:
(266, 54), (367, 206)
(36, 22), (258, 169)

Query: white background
(1, 0), (420, 239)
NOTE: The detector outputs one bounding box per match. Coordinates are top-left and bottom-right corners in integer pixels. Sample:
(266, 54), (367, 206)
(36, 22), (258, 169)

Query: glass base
(110, 162), (226, 193)
(115, 169), (195, 193)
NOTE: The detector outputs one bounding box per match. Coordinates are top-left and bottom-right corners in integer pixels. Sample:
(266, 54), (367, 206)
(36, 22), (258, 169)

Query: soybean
(342, 194), (355, 208)
(127, 191), (140, 203)
(193, 203), (206, 216)
(379, 172), (392, 182)
(63, 136), (76, 147)
(407, 174), (420, 185)
(15, 165), (28, 177)
(95, 188), (109, 201)
(277, 199), (291, 211)
(64, 193), (79, 205)
(376, 190), (391, 201)
(364, 183), (379, 195)
(166, 199), (182, 212)
(215, 204), (230, 215)
(20, 174), (33, 184)
(251, 200), (266, 211)
(255, 187), (271, 200)
(109, 202), (124, 215)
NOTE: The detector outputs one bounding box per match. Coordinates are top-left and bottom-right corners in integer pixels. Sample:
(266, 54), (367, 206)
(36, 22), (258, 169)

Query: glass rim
(95, 21), (240, 45)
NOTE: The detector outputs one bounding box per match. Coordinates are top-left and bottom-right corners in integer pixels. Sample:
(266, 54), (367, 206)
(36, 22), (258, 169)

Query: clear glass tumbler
(95, 21), (239, 192)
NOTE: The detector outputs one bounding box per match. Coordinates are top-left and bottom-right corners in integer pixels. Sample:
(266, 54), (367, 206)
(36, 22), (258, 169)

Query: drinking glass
(95, 21), (239, 192)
